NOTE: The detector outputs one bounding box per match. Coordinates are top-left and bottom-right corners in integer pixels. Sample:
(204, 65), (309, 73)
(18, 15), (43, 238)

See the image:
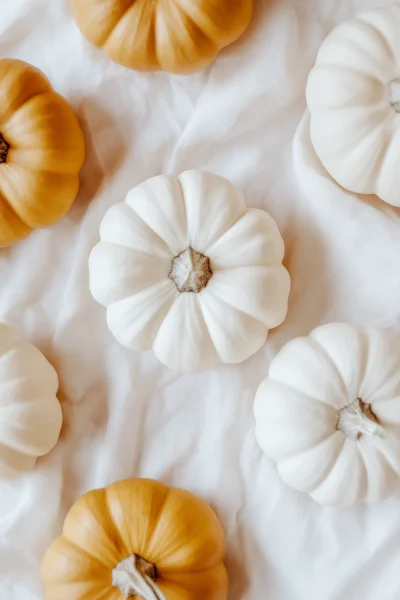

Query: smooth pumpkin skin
(0, 59), (85, 246)
(254, 323), (400, 507)
(70, 0), (253, 74)
(0, 322), (62, 476)
(41, 478), (228, 600)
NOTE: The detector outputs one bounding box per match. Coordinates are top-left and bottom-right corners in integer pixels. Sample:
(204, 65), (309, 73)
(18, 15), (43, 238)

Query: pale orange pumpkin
(0, 59), (85, 247)
(41, 478), (228, 600)
(70, 0), (253, 74)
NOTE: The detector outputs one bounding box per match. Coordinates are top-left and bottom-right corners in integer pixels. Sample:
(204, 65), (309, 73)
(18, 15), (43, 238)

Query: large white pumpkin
(89, 170), (290, 372)
(0, 323), (62, 477)
(307, 3), (400, 206)
(254, 323), (400, 507)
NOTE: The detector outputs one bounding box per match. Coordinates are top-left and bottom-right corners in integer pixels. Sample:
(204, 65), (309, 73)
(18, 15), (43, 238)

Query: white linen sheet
(0, 0), (399, 598)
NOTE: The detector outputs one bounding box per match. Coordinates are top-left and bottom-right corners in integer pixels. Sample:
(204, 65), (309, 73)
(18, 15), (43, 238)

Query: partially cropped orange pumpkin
(0, 59), (85, 247)
(41, 478), (228, 600)
(70, 0), (253, 74)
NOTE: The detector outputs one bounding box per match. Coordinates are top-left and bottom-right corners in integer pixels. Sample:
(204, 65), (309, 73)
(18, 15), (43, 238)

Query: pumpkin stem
(389, 78), (400, 112)
(112, 554), (166, 600)
(337, 398), (383, 441)
(0, 133), (9, 164)
(168, 246), (213, 293)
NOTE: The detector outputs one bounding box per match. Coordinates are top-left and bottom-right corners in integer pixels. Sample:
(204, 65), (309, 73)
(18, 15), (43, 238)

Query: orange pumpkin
(41, 478), (228, 600)
(70, 0), (253, 74)
(0, 59), (85, 247)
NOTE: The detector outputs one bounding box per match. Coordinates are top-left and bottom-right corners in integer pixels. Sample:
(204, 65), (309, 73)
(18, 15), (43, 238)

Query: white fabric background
(0, 0), (400, 598)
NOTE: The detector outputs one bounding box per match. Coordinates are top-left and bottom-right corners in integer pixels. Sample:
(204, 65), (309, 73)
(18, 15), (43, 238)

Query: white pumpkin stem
(0, 133), (9, 163)
(389, 78), (400, 112)
(168, 246), (213, 293)
(112, 554), (166, 600)
(337, 398), (383, 441)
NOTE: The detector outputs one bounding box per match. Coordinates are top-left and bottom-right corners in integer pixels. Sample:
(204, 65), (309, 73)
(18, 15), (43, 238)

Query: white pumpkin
(307, 3), (400, 206)
(89, 170), (290, 372)
(254, 323), (400, 507)
(0, 323), (62, 477)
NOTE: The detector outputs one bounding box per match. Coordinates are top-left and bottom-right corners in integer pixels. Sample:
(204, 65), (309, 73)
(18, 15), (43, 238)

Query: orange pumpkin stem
(112, 554), (166, 600)
(0, 133), (9, 163)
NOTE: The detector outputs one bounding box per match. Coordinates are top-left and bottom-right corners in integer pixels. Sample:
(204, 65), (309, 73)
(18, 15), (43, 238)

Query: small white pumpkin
(89, 170), (290, 372)
(254, 323), (400, 507)
(307, 3), (400, 206)
(0, 323), (62, 477)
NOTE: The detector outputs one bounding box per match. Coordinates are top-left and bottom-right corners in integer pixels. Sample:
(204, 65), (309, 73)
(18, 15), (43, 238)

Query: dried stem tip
(112, 554), (166, 599)
(0, 133), (9, 164)
(337, 398), (381, 441)
(169, 247), (213, 293)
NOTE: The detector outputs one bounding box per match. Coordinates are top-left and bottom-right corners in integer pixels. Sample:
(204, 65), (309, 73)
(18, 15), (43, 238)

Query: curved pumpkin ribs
(70, 0), (254, 74)
(0, 322), (62, 478)
(0, 59), (85, 246)
(42, 478), (228, 600)
(307, 3), (400, 206)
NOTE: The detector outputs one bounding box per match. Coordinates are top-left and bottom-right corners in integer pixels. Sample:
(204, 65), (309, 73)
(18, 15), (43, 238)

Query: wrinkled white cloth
(0, 0), (399, 598)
